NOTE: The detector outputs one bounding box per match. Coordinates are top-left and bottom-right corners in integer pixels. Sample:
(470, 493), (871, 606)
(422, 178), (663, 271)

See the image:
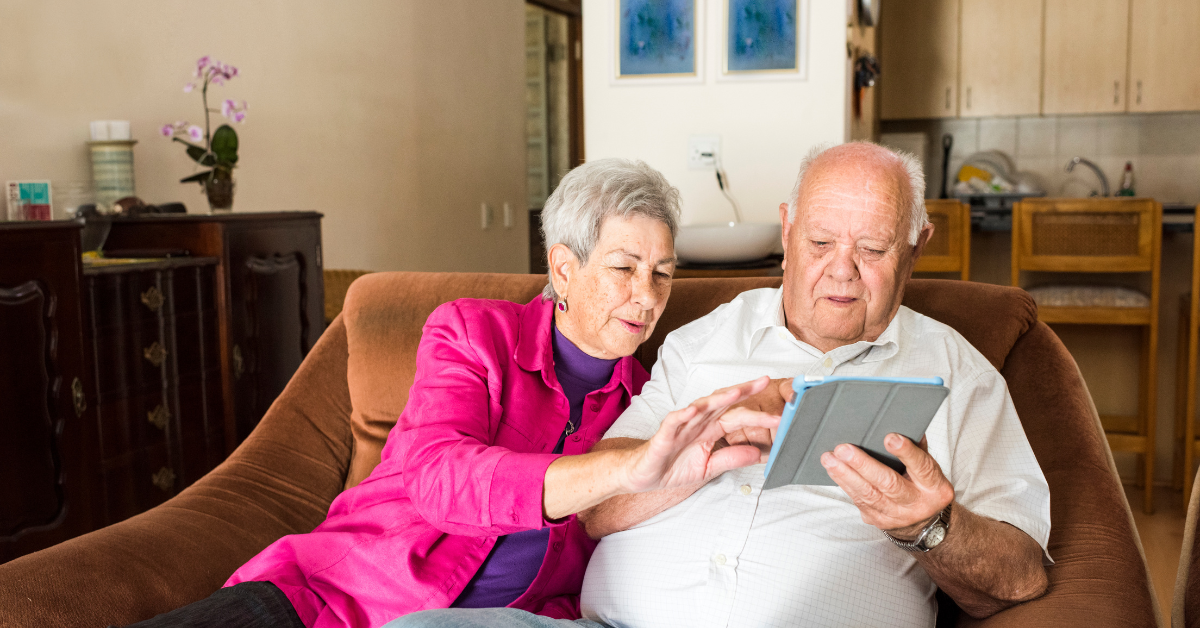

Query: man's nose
(829, 245), (859, 281)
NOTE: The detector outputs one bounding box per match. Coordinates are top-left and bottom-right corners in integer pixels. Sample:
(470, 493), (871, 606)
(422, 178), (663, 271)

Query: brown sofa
(0, 273), (1160, 627)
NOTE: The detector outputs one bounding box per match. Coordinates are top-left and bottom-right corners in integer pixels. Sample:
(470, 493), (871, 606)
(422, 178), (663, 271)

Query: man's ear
(547, 243), (577, 299)
(779, 202), (792, 250)
(910, 221), (936, 265)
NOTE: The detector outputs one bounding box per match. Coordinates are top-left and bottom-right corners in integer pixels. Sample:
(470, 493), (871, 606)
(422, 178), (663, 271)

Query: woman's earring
(556, 299), (568, 313)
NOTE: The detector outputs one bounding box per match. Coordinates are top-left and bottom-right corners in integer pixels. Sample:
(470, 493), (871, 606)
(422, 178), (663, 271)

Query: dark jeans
(120, 581), (304, 628)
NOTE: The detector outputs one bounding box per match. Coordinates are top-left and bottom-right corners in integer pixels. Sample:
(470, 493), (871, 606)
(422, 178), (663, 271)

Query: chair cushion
(1027, 285), (1150, 309)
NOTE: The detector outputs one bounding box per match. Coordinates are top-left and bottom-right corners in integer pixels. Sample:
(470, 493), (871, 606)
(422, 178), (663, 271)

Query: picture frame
(613, 0), (703, 84)
(721, 0), (807, 81)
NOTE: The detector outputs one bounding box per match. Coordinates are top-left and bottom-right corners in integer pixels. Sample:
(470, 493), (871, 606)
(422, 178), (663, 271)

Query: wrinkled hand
(719, 378), (794, 459)
(623, 377), (781, 494)
(820, 434), (955, 538)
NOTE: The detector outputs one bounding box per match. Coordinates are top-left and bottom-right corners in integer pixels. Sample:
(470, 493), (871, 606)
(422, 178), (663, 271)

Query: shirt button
(571, 435), (581, 442)
(552, 541), (563, 551)
(714, 554), (727, 565)
(823, 357), (833, 369)
(590, 403), (600, 412)
(739, 484), (752, 495)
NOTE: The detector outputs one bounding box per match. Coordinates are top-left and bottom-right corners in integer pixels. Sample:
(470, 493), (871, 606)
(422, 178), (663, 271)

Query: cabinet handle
(966, 87), (972, 110)
(151, 467), (176, 493)
(945, 87), (951, 111)
(147, 403), (170, 431)
(1137, 80), (1143, 105)
(232, 344), (244, 380)
(1114, 81), (1120, 105)
(143, 341), (167, 367)
(71, 377), (86, 418)
(140, 287), (164, 313)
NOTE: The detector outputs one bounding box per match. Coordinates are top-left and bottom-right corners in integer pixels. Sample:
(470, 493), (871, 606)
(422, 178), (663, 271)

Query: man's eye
(812, 241), (829, 247)
(614, 266), (634, 273)
(654, 271), (671, 279)
(867, 249), (886, 256)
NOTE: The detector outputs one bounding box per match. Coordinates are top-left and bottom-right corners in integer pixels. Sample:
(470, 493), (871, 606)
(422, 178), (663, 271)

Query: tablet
(762, 376), (949, 490)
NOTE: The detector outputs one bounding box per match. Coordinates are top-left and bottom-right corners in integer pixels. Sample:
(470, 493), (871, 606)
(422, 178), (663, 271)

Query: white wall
(583, 0), (848, 227)
(0, 0), (528, 274)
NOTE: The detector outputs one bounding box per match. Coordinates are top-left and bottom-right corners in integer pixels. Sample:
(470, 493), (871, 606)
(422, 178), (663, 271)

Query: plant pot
(204, 177), (235, 213)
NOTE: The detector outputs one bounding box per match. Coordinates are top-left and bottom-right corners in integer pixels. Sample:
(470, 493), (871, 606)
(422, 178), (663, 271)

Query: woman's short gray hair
(785, 142), (928, 245)
(540, 158), (681, 300)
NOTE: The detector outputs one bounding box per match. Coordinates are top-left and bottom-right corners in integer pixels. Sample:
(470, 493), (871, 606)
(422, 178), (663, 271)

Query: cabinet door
(1129, 0), (1200, 112)
(1043, 0), (1130, 114)
(880, 0), (960, 120)
(960, 0), (1044, 117)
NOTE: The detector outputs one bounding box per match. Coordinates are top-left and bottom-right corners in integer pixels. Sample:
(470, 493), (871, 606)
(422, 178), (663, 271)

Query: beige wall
(582, 0), (848, 228)
(0, 0), (529, 273)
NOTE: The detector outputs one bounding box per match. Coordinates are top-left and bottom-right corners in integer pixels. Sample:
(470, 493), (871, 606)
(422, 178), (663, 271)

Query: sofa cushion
(342, 275), (1039, 489)
(341, 272), (547, 489)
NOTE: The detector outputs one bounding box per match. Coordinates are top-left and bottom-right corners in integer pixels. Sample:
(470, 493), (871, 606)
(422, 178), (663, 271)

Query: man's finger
(777, 378), (795, 403)
(820, 451), (887, 513)
(831, 443), (907, 498)
(708, 444), (766, 478)
(885, 433), (944, 487)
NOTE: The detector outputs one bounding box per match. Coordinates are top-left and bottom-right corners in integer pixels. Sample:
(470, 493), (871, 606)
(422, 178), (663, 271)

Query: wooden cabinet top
(108, 211), (322, 225)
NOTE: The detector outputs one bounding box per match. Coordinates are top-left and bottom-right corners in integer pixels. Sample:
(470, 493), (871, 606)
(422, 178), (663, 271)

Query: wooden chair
(915, 199), (971, 280)
(1175, 206), (1200, 508)
(1011, 198), (1162, 514)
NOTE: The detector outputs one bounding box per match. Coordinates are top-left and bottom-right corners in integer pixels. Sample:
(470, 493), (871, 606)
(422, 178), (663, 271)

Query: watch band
(883, 504), (952, 553)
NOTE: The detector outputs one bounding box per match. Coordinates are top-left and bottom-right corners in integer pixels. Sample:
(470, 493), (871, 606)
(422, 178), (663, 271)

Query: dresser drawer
(89, 319), (167, 396)
(86, 270), (168, 331)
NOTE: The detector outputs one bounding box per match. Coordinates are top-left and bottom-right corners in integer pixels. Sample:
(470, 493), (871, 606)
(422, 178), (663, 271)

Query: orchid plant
(161, 56), (248, 186)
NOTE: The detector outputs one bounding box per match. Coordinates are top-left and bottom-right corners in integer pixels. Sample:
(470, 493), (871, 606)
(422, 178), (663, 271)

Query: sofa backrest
(341, 273), (1038, 489)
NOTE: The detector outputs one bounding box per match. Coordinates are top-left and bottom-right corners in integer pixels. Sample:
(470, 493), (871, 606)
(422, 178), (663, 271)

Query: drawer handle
(144, 342), (167, 367)
(72, 377), (86, 418)
(147, 403), (170, 431)
(233, 344), (244, 380)
(151, 467), (176, 493)
(140, 287), (164, 313)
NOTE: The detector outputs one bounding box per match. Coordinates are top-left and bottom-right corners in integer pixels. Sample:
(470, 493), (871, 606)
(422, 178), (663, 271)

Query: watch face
(923, 524), (947, 549)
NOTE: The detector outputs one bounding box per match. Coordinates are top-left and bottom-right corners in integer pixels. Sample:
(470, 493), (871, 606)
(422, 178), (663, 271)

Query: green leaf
(211, 124), (239, 165)
(186, 145), (216, 167)
(180, 170), (213, 183)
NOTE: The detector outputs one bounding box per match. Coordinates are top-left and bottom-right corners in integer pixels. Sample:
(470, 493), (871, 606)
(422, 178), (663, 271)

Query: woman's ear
(547, 243), (577, 299)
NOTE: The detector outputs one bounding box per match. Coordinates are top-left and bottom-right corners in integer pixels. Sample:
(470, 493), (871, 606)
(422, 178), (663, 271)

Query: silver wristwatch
(884, 504), (952, 553)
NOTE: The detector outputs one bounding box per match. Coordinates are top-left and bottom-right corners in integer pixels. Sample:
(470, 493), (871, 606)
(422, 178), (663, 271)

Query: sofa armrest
(0, 316), (354, 628)
(954, 322), (1158, 627)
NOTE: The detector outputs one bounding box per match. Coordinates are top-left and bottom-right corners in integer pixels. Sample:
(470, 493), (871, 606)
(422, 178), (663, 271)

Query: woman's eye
(654, 271), (671, 279)
(812, 241), (829, 247)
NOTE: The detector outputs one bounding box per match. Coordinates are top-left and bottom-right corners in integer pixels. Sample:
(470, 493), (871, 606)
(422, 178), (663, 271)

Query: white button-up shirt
(580, 287), (1051, 628)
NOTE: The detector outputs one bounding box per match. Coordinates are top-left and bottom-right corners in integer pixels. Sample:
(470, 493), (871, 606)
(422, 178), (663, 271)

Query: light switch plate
(688, 135), (721, 170)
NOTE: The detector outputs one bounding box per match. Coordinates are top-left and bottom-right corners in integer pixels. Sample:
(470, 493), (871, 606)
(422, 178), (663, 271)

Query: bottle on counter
(1117, 161), (1136, 196)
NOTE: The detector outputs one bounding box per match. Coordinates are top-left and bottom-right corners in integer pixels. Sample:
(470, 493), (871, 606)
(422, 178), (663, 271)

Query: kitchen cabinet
(0, 223), (96, 563)
(1129, 0), (1200, 113)
(1043, 0), (1130, 114)
(880, 0), (959, 120)
(959, 0), (1044, 117)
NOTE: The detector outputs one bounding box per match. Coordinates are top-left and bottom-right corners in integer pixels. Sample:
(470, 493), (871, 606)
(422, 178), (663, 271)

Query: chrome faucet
(1065, 157), (1110, 197)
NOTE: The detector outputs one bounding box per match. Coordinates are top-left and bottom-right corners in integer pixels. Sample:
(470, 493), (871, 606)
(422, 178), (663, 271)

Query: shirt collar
(514, 295), (635, 399)
(747, 288), (902, 363)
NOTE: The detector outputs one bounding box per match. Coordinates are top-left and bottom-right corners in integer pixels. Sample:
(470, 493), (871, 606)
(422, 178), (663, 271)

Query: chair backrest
(1011, 198), (1162, 284)
(914, 199), (971, 280)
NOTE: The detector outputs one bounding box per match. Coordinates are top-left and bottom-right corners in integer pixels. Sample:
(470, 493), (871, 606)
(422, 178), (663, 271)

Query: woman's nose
(631, 270), (658, 310)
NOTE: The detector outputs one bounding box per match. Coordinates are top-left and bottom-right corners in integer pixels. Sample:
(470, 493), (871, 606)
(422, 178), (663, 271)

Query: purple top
(452, 325), (618, 609)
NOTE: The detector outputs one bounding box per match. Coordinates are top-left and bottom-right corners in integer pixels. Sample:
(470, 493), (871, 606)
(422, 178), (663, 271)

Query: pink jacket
(227, 295), (649, 628)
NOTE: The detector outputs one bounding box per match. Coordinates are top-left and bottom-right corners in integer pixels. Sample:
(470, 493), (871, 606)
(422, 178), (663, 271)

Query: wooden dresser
(0, 212), (324, 562)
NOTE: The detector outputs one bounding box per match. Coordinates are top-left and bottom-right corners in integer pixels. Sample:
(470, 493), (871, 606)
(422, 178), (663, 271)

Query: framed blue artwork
(724, 0), (804, 77)
(616, 0), (698, 78)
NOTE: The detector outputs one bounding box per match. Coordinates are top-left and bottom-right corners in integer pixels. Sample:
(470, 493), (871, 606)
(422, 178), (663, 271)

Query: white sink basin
(675, 222), (782, 264)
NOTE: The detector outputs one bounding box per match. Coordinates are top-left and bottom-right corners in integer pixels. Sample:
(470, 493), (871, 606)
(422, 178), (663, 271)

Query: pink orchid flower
(160, 124), (174, 137)
(187, 125), (204, 142)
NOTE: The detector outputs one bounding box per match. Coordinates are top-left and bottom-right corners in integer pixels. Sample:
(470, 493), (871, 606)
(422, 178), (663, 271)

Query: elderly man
(390, 142), (1050, 628)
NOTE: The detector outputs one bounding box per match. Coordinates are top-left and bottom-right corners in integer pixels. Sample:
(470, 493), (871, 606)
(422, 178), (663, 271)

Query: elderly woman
(125, 158), (777, 628)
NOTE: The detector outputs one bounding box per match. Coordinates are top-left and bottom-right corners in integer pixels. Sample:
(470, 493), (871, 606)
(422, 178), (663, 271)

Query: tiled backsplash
(881, 113), (1200, 204)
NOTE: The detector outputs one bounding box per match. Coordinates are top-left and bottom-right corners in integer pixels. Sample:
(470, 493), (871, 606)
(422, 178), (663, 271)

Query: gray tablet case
(762, 378), (949, 490)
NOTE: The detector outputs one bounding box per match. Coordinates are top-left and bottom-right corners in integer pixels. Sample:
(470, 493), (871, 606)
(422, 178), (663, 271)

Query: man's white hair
(785, 142), (928, 246)
(540, 158), (681, 301)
